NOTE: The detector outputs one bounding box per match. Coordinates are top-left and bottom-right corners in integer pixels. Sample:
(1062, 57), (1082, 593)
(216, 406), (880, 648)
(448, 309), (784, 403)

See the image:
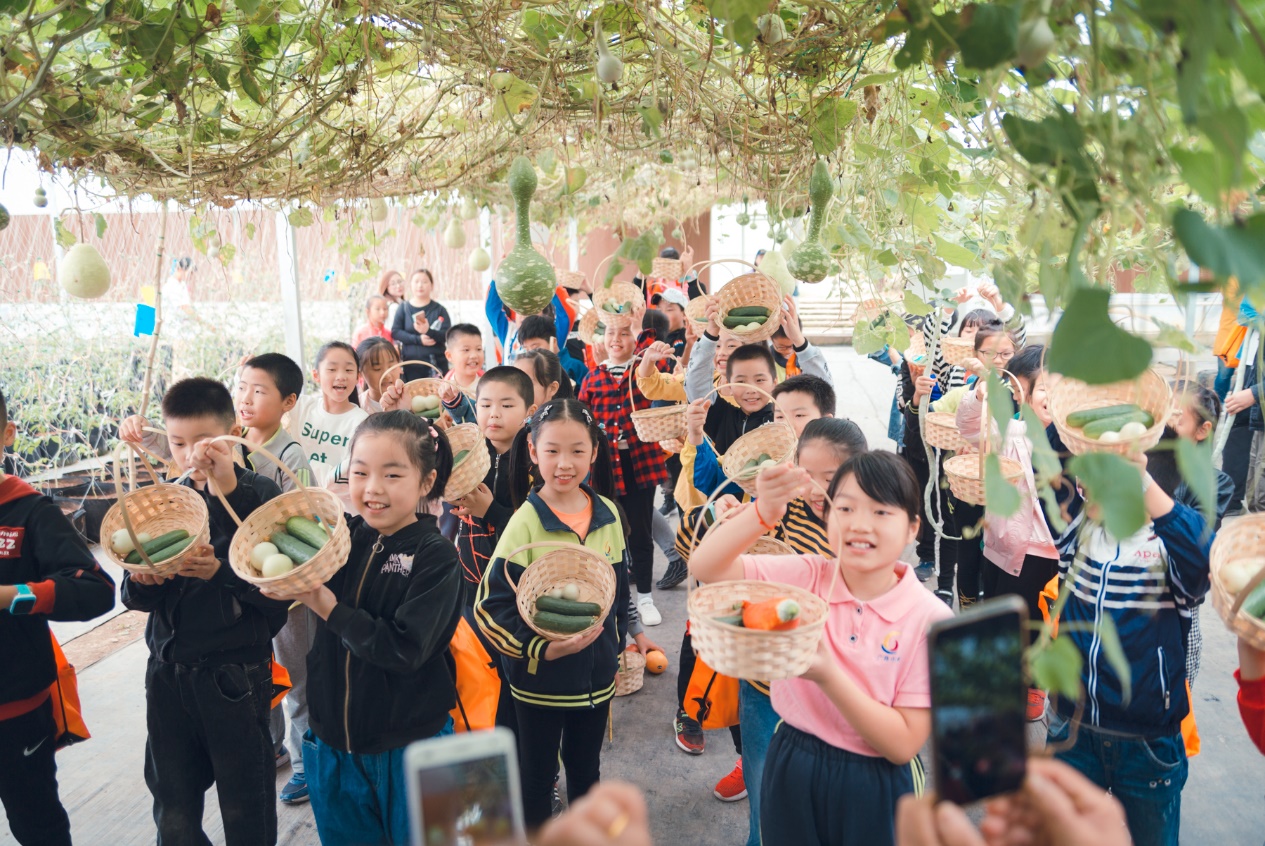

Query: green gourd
(786, 159), (834, 283)
(495, 156), (557, 315)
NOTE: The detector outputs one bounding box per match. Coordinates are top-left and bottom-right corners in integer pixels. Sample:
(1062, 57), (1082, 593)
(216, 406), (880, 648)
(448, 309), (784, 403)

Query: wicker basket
(578, 307), (604, 345)
(942, 375), (1026, 506)
(749, 535), (796, 555)
(557, 269), (586, 290)
(506, 542), (618, 642)
(592, 281), (644, 329)
(924, 411), (968, 452)
(1048, 368), (1172, 457)
(614, 649), (647, 696)
(1209, 514), (1265, 650)
(686, 295), (712, 326)
(651, 257), (684, 281)
(214, 436), (352, 594)
(714, 382), (797, 495)
(714, 272), (784, 344)
(940, 335), (975, 367)
(100, 442), (211, 577)
(443, 423), (492, 503)
(629, 354), (686, 443)
(378, 360), (446, 407)
(688, 579), (830, 680)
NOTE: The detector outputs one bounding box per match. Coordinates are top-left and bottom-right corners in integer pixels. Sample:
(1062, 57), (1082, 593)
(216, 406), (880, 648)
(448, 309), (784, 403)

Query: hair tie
(428, 425), (439, 445)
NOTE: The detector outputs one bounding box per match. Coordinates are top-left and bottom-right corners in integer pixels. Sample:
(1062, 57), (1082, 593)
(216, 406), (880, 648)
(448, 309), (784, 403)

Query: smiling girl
(474, 399), (633, 833)
(262, 411), (463, 845)
(285, 342), (369, 488)
(689, 451), (952, 846)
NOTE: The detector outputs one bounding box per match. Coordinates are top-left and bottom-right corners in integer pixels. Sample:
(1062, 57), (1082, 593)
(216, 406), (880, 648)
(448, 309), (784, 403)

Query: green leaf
(851, 320), (888, 356)
(53, 218), (77, 250)
(1172, 210), (1265, 290)
(1029, 636), (1082, 701)
(1175, 437), (1217, 532)
(1153, 321), (1197, 354)
(1067, 452), (1147, 539)
(538, 149), (556, 176)
(704, 0), (766, 47)
(287, 207), (314, 227)
(491, 75), (537, 121)
(1171, 147), (1235, 206)
(217, 243), (236, 264)
(1020, 405), (1062, 482)
(244, 222), (256, 241)
(237, 66), (265, 106)
(955, 3), (1019, 70)
(985, 370), (1014, 443)
(93, 212), (107, 239)
(805, 98), (858, 157)
(1047, 288), (1152, 384)
(903, 291), (933, 317)
(985, 453), (1022, 518)
(932, 235), (982, 271)
(1094, 614), (1131, 706)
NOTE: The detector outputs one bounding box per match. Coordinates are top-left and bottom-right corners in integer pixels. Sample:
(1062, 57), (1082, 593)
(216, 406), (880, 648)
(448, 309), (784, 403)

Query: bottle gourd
(786, 159), (833, 284)
(495, 156), (557, 316)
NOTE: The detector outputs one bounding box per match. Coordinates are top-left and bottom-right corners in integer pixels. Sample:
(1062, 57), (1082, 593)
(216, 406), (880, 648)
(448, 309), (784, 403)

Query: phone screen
(930, 598), (1027, 804)
(416, 753), (520, 846)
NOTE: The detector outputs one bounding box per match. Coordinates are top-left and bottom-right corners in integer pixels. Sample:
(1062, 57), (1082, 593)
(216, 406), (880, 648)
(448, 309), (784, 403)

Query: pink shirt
(352, 323), (393, 348)
(740, 555), (953, 756)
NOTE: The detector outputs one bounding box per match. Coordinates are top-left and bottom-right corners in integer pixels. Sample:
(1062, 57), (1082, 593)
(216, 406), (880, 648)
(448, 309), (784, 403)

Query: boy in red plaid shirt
(578, 319), (670, 625)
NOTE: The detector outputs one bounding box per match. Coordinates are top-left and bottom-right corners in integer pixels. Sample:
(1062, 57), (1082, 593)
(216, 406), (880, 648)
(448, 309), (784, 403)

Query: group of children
(0, 266), (1262, 846)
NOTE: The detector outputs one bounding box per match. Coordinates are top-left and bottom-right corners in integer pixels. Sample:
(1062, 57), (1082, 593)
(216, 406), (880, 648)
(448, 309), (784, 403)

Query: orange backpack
(270, 657), (292, 710)
(449, 617), (501, 732)
(48, 634), (89, 750)
(682, 626), (740, 730)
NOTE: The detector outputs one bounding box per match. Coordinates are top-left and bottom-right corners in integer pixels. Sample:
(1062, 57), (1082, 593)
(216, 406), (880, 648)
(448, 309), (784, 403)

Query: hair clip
(428, 425), (440, 444)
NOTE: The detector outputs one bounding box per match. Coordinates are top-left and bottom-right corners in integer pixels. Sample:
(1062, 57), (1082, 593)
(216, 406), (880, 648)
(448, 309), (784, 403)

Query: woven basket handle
(110, 440), (182, 570)
(627, 352), (681, 412)
(202, 434), (324, 530)
(685, 258), (758, 277)
(500, 541), (602, 595)
(972, 368), (1025, 481)
(378, 359), (443, 394)
(1229, 560), (1265, 619)
(711, 381), (779, 411)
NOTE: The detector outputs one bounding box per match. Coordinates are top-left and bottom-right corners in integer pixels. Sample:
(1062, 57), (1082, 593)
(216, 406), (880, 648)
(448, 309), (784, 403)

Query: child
(1044, 436), (1212, 846)
(690, 451), (953, 845)
(1171, 381), (1235, 529)
(485, 280), (578, 366)
(520, 314), (588, 388)
(920, 282), (1027, 391)
(119, 378), (288, 845)
(234, 353), (319, 804)
(0, 388), (115, 846)
(390, 268), (451, 379)
(443, 323), (485, 397)
(772, 374), (836, 436)
(355, 336), (402, 414)
(655, 287), (689, 357)
(286, 342), (369, 489)
(686, 344), (780, 500)
(260, 412), (464, 844)
(579, 321), (671, 625)
(514, 348), (573, 406)
(351, 294), (393, 348)
(474, 400), (631, 831)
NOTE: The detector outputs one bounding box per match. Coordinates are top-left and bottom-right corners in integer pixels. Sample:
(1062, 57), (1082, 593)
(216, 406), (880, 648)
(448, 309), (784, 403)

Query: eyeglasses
(980, 349), (1014, 361)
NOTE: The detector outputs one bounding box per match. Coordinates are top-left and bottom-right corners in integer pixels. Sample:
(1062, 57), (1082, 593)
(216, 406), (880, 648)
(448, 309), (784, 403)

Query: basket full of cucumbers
(378, 360), (447, 420)
(1049, 369), (1172, 456)
(714, 270), (784, 343)
(1210, 514), (1265, 650)
(505, 542), (617, 642)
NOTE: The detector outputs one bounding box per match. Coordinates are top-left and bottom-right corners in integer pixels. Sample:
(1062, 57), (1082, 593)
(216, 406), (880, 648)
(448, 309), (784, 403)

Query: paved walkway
(6, 347), (1263, 844)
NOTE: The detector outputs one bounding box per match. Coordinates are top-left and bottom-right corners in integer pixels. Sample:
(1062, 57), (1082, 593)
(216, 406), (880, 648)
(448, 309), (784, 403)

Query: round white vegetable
(1220, 557), (1265, 595)
(468, 247), (492, 273)
(251, 542), (280, 569)
(549, 587), (565, 599)
(443, 217), (467, 249)
(759, 459), (779, 470)
(562, 583), (580, 601)
(261, 554), (296, 578)
(58, 243), (112, 299)
(111, 529), (137, 555)
(1096, 431), (1122, 443)
(138, 532), (152, 544)
(1118, 421), (1149, 440)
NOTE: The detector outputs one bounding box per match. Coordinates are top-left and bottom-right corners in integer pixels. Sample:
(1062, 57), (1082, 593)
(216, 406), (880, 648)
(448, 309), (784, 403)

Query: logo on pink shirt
(880, 630), (901, 655)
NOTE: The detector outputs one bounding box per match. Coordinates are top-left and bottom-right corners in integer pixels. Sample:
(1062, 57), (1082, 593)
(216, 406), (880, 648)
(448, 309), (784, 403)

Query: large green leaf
(1172, 210), (1265, 290)
(1095, 614), (1131, 706)
(1047, 288), (1152, 384)
(805, 98), (859, 157)
(704, 0), (766, 47)
(985, 453), (1022, 518)
(1029, 636), (1082, 701)
(933, 235), (983, 271)
(1175, 437), (1217, 532)
(955, 4), (1019, 70)
(1067, 452), (1147, 539)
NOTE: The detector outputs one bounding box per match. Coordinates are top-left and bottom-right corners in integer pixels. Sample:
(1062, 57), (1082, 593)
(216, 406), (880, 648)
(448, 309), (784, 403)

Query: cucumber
(1066, 403), (1148, 429)
(417, 406), (442, 419)
(727, 306), (771, 318)
(129, 536), (195, 565)
(713, 613), (745, 627)
(1242, 580), (1265, 620)
(533, 611), (596, 633)
(1083, 411), (1152, 439)
(454, 449), (470, 465)
(723, 315), (765, 329)
(124, 530), (190, 564)
(536, 595), (603, 616)
(285, 516), (329, 549)
(270, 531), (321, 564)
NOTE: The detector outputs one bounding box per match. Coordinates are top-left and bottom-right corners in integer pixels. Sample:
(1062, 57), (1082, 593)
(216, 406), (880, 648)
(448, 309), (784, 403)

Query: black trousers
(514, 701), (610, 831)
(0, 699), (70, 846)
(676, 629), (742, 754)
(981, 555), (1059, 647)
(1224, 413), (1252, 511)
(618, 482), (658, 593)
(144, 658), (277, 846)
(943, 501), (985, 604)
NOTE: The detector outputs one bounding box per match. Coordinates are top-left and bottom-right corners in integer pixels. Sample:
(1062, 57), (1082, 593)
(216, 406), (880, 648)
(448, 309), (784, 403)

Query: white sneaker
(637, 595), (662, 626)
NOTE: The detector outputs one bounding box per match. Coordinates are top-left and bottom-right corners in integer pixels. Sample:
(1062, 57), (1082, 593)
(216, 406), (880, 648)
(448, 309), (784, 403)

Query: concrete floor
(7, 346), (1264, 844)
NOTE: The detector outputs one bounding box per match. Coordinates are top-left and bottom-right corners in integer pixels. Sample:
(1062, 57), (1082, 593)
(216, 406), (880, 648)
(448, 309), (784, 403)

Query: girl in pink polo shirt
(690, 450), (952, 846)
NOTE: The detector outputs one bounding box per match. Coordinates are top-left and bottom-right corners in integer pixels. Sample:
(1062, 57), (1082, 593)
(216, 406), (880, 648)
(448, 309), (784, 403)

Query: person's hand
(979, 757), (1130, 846)
(685, 398), (710, 446)
(421, 334), (437, 346)
(780, 296), (805, 346)
(681, 244), (695, 271)
(260, 585), (338, 619)
(961, 356), (985, 377)
(710, 494), (743, 524)
(1225, 389), (1256, 415)
(379, 380), (406, 412)
(912, 373), (937, 405)
(544, 624), (606, 661)
(897, 793), (986, 846)
(128, 571), (168, 587)
(189, 438), (238, 496)
(118, 415), (151, 445)
(798, 630), (843, 686)
(643, 341), (674, 363)
(413, 313), (429, 334)
(753, 464), (805, 526)
(978, 282), (1004, 312)
(437, 382), (460, 405)
(455, 483), (493, 519)
(435, 410), (455, 431)
(175, 544), (220, 581)
(632, 633), (662, 656)
(684, 310), (700, 343)
(537, 781), (653, 846)
(953, 287), (972, 305)
(1239, 637), (1265, 681)
(658, 437), (684, 454)
(705, 299), (723, 336)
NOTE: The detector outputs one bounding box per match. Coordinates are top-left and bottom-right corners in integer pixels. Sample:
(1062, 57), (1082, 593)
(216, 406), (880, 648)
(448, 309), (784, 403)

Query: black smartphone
(929, 595), (1028, 805)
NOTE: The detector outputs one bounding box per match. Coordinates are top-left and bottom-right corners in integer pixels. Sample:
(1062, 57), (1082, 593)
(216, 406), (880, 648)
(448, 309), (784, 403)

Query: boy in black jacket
(119, 378), (288, 846)
(0, 389), (115, 846)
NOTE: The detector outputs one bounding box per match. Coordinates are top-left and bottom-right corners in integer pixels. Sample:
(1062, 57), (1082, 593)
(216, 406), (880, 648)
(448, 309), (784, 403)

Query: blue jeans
(739, 683), (779, 846)
(305, 719), (454, 846)
(1215, 359), (1234, 400)
(1047, 713), (1186, 846)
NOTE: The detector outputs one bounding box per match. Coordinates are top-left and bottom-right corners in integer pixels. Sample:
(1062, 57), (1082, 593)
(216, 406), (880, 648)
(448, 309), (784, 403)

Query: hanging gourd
(786, 159), (833, 283)
(469, 246), (492, 273)
(33, 187), (48, 208)
(58, 243), (112, 299)
(595, 21), (623, 85)
(458, 196), (479, 220)
(495, 156), (556, 315)
(443, 218), (466, 249)
(759, 248), (797, 296)
(369, 197), (388, 222)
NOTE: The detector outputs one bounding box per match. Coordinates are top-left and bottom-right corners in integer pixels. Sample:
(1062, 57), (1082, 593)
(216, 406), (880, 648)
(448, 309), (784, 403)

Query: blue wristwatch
(9, 584), (35, 616)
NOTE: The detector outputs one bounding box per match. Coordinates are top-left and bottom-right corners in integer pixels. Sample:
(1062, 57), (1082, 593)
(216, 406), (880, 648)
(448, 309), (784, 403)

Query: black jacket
(454, 440), (515, 606)
(704, 397), (774, 456)
(0, 477), (115, 709)
(307, 513), (463, 754)
(121, 465), (288, 665)
(391, 300), (452, 380)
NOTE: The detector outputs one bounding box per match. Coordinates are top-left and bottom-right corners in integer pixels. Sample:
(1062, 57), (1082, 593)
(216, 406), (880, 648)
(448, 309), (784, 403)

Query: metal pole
(276, 209), (306, 367)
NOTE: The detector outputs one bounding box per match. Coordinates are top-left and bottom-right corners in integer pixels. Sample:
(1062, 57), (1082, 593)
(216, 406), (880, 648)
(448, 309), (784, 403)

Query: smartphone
(928, 595), (1027, 805)
(406, 727), (526, 846)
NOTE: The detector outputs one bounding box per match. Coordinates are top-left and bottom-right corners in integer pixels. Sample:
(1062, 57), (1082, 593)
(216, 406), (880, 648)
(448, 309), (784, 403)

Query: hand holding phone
(406, 728), (526, 846)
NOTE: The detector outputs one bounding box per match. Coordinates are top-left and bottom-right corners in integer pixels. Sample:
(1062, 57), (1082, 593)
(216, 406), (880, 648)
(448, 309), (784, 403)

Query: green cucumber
(270, 531), (321, 564)
(454, 449), (470, 465)
(536, 595), (603, 616)
(727, 306), (771, 318)
(285, 516), (329, 549)
(723, 315), (766, 329)
(124, 530), (190, 564)
(416, 406), (442, 419)
(1066, 403), (1149, 429)
(1242, 580), (1265, 620)
(1083, 411), (1152, 439)
(714, 613), (745, 627)
(533, 611), (597, 633)
(129, 536), (195, 565)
